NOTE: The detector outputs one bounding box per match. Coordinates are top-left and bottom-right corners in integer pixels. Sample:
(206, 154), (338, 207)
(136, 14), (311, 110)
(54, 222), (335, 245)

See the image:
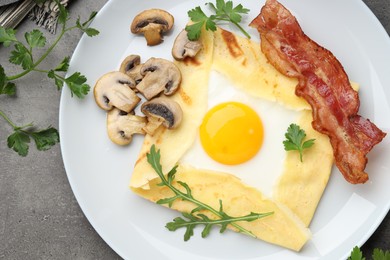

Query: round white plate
(59, 0), (390, 259)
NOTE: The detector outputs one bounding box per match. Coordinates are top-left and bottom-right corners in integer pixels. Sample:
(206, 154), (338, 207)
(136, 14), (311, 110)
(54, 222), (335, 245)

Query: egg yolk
(199, 102), (264, 165)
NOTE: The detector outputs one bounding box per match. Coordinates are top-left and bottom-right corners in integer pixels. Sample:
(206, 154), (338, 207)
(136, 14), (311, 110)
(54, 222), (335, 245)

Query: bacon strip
(250, 0), (386, 184)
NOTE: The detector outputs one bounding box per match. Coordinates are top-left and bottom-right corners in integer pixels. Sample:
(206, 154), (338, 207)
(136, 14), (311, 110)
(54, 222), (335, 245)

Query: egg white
(180, 70), (301, 198)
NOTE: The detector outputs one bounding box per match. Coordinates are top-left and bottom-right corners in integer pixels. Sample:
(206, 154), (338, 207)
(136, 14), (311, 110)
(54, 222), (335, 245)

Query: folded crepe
(129, 27), (334, 251)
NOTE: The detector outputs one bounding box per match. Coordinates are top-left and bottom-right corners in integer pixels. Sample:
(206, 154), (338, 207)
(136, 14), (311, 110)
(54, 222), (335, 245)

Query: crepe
(129, 27), (335, 251)
(130, 29), (214, 190)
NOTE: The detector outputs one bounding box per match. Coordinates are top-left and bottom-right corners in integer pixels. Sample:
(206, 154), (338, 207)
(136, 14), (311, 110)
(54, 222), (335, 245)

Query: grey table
(0, 0), (389, 259)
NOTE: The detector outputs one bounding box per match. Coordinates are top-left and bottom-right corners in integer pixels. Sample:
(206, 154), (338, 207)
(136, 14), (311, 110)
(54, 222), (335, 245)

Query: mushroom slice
(107, 108), (147, 145)
(130, 9), (174, 46)
(94, 71), (140, 113)
(136, 58), (181, 100)
(141, 97), (183, 135)
(172, 29), (203, 60)
(119, 55), (144, 85)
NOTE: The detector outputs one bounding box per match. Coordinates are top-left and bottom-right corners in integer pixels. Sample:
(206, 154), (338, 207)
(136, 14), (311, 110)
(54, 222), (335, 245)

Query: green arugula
(186, 0), (250, 41)
(0, 110), (59, 157)
(147, 145), (273, 241)
(349, 246), (390, 260)
(0, 0), (98, 156)
(283, 123), (315, 162)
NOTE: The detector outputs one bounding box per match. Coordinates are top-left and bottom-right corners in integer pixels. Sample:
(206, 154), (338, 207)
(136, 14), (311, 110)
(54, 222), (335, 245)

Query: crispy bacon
(250, 0), (386, 184)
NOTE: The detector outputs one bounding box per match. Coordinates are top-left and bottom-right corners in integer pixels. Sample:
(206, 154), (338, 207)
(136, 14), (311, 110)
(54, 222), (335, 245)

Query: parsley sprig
(0, 0), (99, 156)
(186, 0), (250, 41)
(0, 4), (98, 97)
(349, 246), (390, 260)
(0, 110), (59, 156)
(147, 145), (273, 241)
(283, 123), (315, 162)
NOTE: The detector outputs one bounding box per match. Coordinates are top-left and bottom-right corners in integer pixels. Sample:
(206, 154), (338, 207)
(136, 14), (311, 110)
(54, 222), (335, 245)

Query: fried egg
(180, 70), (300, 198)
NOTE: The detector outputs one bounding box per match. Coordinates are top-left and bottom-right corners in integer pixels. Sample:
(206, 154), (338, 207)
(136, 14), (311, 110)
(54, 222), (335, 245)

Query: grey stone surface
(0, 0), (389, 259)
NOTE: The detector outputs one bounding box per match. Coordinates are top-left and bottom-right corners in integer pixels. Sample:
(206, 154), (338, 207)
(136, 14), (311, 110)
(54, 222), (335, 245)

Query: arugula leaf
(25, 29), (46, 49)
(9, 43), (33, 70)
(186, 0), (250, 41)
(283, 123), (315, 162)
(147, 145), (273, 241)
(0, 27), (17, 47)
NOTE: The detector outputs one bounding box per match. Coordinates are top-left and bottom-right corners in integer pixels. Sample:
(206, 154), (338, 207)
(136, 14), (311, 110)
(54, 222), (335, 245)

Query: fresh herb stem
(168, 212), (272, 230)
(6, 25), (67, 81)
(0, 109), (59, 156)
(147, 145), (273, 240)
(0, 1), (98, 156)
(222, 18), (250, 38)
(0, 110), (17, 128)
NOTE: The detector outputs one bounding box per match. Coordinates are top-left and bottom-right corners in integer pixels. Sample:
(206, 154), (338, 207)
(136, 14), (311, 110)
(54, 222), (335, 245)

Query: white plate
(59, 0), (390, 259)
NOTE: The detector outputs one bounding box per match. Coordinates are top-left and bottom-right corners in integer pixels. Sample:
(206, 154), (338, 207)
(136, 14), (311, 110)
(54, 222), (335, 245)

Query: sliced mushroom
(172, 29), (202, 60)
(94, 71), (140, 113)
(141, 97), (183, 135)
(107, 108), (147, 145)
(130, 9), (174, 46)
(119, 55), (143, 85)
(136, 58), (181, 100)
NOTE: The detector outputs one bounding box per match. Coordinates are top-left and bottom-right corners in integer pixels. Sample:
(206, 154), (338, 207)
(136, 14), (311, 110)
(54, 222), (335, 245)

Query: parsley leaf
(349, 246), (365, 260)
(47, 70), (65, 89)
(47, 70), (90, 98)
(0, 27), (17, 47)
(7, 130), (31, 156)
(283, 123), (315, 162)
(30, 127), (59, 151)
(9, 43), (33, 70)
(55, 0), (69, 25)
(25, 29), (46, 49)
(76, 11), (99, 37)
(53, 56), (70, 72)
(373, 248), (390, 260)
(65, 72), (90, 98)
(186, 0), (250, 41)
(0, 1), (99, 157)
(348, 246), (390, 260)
(0, 65), (16, 96)
(1, 110), (60, 156)
(7, 126), (59, 156)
